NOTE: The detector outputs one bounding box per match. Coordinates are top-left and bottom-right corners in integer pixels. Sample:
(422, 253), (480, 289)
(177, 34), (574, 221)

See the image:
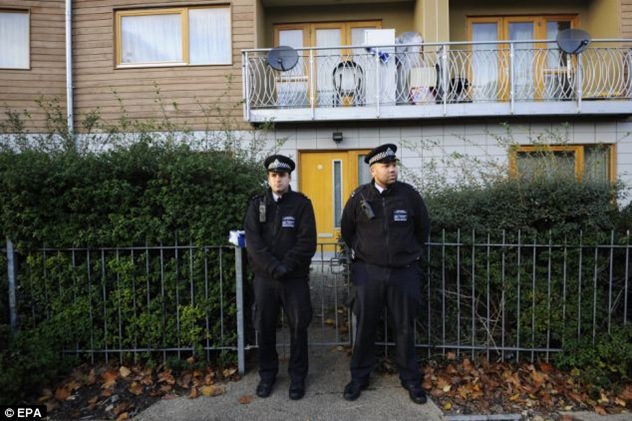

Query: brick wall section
(0, 0), (66, 132)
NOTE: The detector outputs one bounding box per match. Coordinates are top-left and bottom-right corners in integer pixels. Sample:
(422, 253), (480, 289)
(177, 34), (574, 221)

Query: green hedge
(0, 141), (264, 247)
(0, 98), (270, 402)
(417, 154), (632, 388)
(426, 177), (622, 237)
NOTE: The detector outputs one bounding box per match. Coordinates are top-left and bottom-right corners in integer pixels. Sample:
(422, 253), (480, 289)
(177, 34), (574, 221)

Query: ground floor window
(509, 144), (615, 182)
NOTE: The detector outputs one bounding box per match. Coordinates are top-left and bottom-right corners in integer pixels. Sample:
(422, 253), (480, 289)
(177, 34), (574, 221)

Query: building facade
(1, 0), (632, 240)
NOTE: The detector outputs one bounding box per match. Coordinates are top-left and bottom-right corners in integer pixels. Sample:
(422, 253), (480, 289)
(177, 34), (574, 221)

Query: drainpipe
(65, 0), (74, 138)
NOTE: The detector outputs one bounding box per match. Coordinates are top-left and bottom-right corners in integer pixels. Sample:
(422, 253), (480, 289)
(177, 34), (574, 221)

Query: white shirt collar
(373, 183), (385, 194)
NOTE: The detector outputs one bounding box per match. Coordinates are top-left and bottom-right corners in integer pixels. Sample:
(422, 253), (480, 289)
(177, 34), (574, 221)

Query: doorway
(299, 150), (371, 247)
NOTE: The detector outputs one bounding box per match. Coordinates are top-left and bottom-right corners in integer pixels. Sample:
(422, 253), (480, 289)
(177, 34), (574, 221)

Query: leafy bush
(403, 124), (630, 386)
(0, 90), (276, 401)
(555, 326), (632, 389)
(425, 177), (619, 238)
(0, 131), (268, 248)
(0, 321), (77, 404)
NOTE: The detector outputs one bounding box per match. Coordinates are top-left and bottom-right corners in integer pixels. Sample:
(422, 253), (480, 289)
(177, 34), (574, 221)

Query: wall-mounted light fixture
(332, 132), (343, 143)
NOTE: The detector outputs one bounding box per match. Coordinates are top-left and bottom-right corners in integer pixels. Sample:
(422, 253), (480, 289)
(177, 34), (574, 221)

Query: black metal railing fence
(2, 231), (630, 371)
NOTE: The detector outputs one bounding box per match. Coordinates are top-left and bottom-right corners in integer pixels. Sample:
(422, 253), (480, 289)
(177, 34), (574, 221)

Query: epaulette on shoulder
(296, 191), (311, 201)
(350, 183), (370, 198)
(250, 193), (265, 202)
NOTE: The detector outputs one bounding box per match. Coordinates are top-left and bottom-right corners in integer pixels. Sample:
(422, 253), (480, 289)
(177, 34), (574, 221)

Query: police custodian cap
(364, 143), (398, 165)
(264, 154), (295, 172)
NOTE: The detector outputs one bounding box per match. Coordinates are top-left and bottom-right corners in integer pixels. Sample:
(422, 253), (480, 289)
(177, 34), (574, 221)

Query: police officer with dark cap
(244, 154), (317, 400)
(340, 143), (430, 404)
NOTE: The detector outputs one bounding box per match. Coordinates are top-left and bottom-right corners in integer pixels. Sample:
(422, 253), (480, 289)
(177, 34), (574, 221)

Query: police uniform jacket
(341, 181), (430, 267)
(245, 187), (317, 280)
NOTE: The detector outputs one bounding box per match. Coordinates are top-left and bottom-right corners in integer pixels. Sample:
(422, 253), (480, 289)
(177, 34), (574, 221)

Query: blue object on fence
(365, 47), (390, 64)
(229, 230), (246, 248)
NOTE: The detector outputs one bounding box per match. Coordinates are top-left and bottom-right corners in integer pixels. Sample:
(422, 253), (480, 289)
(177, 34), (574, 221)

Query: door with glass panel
(469, 18), (501, 102)
(312, 22), (380, 106)
(468, 16), (577, 102)
(273, 24), (309, 107)
(468, 17), (534, 101)
(540, 18), (575, 100)
(299, 150), (371, 250)
(507, 18), (535, 101)
(312, 23), (343, 107)
(274, 21), (380, 107)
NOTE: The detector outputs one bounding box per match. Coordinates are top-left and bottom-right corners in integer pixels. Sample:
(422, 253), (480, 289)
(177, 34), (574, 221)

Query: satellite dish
(556, 29), (591, 54)
(267, 46), (299, 71)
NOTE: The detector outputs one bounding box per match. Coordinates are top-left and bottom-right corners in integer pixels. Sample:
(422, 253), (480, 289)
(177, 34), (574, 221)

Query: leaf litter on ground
(422, 352), (631, 418)
(43, 360), (240, 420)
(42, 352), (630, 419)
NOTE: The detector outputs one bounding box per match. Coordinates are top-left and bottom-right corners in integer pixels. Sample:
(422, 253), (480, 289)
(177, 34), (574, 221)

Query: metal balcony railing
(242, 39), (632, 122)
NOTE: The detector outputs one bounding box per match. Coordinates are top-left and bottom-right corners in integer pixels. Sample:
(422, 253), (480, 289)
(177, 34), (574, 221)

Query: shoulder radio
(259, 199), (266, 223)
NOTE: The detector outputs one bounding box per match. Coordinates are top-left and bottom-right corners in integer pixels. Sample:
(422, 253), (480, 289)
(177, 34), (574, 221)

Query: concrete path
(136, 347), (444, 421)
(135, 347), (630, 421)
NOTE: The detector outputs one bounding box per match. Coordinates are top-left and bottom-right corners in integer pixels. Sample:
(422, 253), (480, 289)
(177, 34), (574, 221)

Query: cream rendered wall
(413, 0), (450, 43)
(585, 0), (620, 38)
(266, 121), (632, 204)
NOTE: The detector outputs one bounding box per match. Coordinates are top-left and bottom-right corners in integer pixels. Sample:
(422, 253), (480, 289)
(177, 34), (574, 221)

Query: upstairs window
(467, 15), (578, 101)
(0, 9), (29, 69)
(509, 144), (615, 183)
(115, 6), (231, 67)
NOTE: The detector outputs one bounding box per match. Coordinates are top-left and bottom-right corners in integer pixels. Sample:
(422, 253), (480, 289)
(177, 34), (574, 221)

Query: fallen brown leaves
(36, 352), (632, 419)
(41, 360), (240, 420)
(239, 394), (254, 404)
(424, 352), (631, 417)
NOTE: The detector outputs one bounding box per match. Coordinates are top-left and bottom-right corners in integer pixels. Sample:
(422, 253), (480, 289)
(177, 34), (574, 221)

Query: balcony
(242, 39), (632, 123)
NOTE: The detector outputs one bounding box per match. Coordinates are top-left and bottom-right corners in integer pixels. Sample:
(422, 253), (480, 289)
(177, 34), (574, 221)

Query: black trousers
(348, 261), (422, 384)
(253, 275), (312, 383)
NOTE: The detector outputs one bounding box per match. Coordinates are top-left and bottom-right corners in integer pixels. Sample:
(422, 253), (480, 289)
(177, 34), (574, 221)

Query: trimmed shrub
(0, 93), (275, 401)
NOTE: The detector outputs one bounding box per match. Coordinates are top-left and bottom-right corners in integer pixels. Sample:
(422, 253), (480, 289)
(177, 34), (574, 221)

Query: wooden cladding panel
(0, 0), (255, 132)
(72, 0), (255, 131)
(623, 0), (632, 38)
(0, 0), (66, 132)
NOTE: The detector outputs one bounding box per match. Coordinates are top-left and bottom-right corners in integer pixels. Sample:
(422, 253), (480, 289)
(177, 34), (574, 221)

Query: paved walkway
(135, 347), (631, 421)
(136, 347), (444, 421)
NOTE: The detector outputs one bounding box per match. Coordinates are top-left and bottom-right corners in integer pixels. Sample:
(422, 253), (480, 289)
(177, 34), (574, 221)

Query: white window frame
(0, 9), (30, 70)
(115, 6), (232, 68)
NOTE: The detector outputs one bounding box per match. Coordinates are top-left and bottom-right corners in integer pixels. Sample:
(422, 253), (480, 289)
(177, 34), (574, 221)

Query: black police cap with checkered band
(264, 154), (295, 172)
(364, 144), (398, 166)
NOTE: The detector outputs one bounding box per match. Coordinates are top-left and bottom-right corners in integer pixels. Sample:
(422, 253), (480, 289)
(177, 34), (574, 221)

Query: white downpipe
(65, 0), (74, 137)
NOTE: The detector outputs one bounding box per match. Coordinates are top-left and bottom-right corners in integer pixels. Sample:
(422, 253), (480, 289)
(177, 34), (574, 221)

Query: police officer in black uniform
(244, 154), (317, 400)
(340, 143), (430, 404)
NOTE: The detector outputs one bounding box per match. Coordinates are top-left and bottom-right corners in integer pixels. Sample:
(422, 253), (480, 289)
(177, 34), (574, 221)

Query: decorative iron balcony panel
(242, 40), (632, 123)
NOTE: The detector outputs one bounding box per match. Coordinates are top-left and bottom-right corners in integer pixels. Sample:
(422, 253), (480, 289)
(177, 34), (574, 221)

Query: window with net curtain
(0, 10), (29, 69)
(118, 7), (231, 66)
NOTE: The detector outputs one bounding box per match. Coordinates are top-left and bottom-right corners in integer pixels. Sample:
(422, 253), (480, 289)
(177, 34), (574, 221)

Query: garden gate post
(6, 238), (17, 333)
